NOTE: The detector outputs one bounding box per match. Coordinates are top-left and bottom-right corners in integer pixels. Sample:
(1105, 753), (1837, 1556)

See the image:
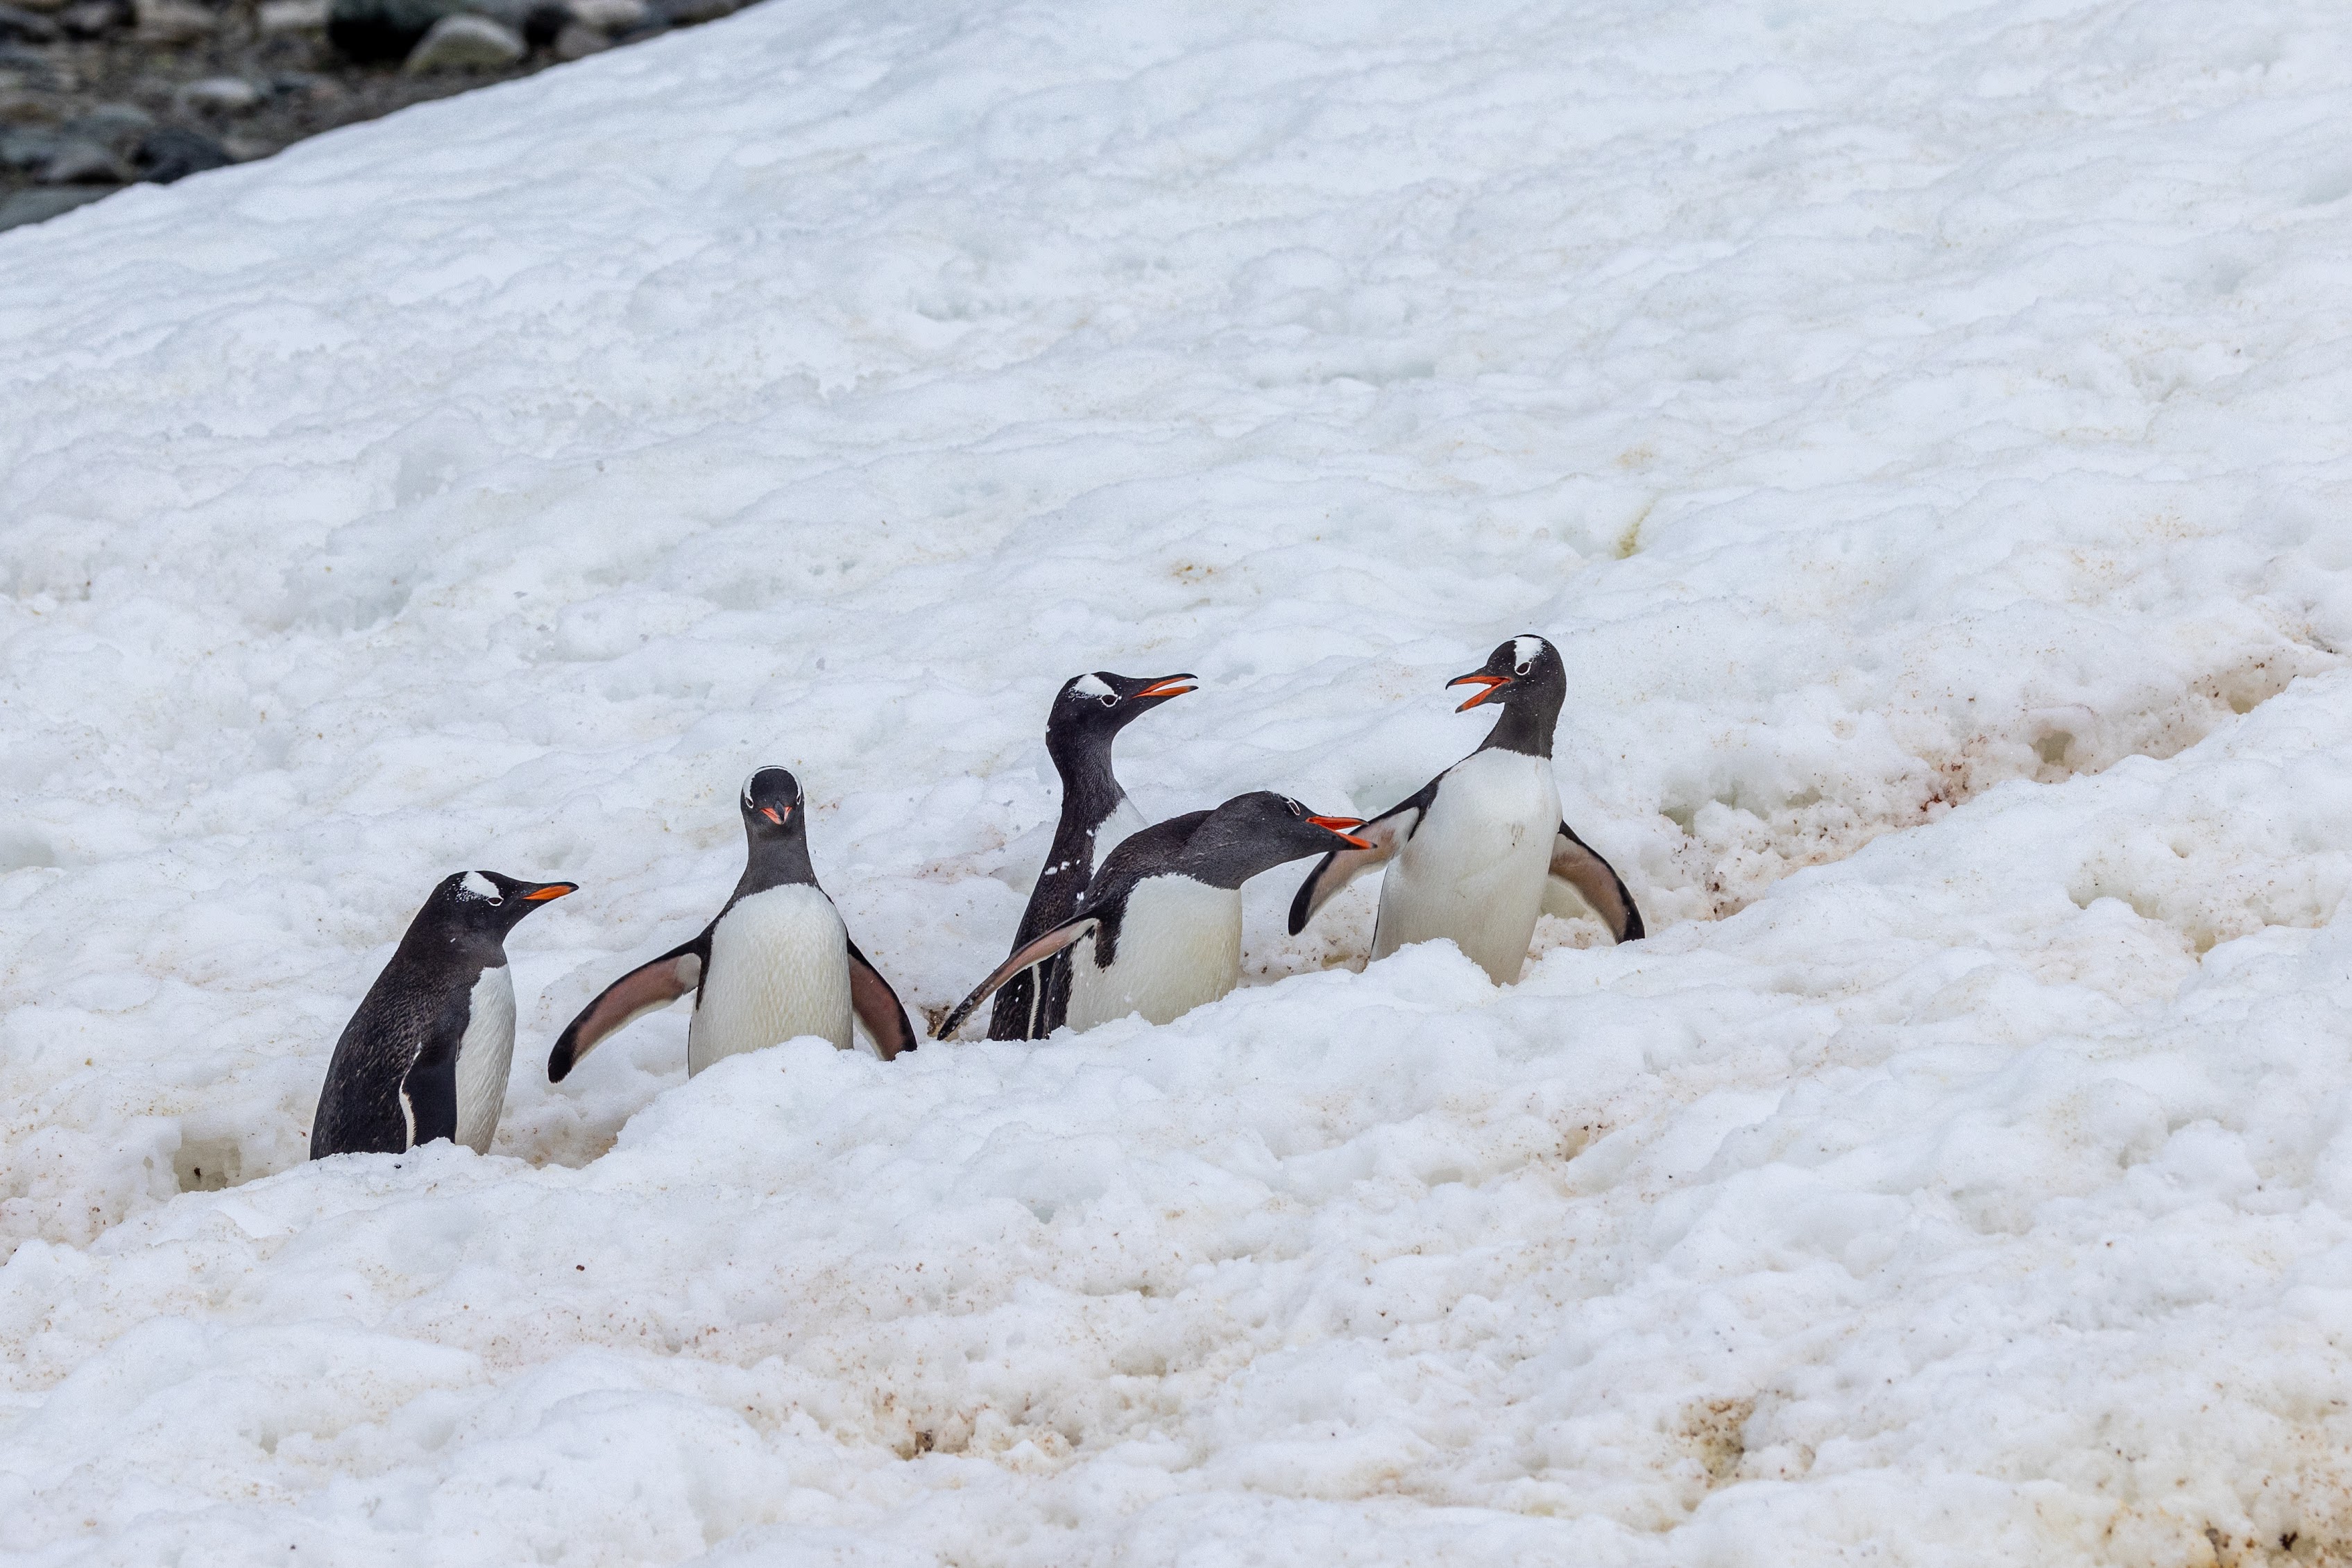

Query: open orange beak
(523, 883), (576, 901)
(1134, 675), (1196, 699)
(1447, 672), (1511, 711)
(1309, 815), (1370, 849)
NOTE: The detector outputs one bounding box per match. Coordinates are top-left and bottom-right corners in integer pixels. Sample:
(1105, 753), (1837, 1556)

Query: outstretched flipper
(846, 937), (919, 1059)
(1286, 783), (1434, 935)
(547, 933), (708, 1082)
(1544, 821), (1645, 944)
(940, 916), (1103, 1041)
(400, 1000), (467, 1148)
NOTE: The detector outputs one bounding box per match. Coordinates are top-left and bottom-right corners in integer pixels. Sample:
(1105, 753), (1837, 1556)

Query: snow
(3, 0), (2352, 1561)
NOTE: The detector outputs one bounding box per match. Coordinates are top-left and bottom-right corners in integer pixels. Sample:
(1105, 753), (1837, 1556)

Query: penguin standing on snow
(1288, 634), (1644, 984)
(987, 669), (1195, 1041)
(547, 767), (916, 1081)
(942, 792), (1367, 1038)
(312, 869), (577, 1160)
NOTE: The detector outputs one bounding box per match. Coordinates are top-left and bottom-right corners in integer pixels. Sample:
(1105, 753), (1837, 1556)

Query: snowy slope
(6, 0), (2352, 1561)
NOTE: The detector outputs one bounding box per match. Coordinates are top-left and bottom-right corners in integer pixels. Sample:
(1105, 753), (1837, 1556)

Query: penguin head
(1184, 791), (1367, 887)
(1046, 671), (1195, 760)
(433, 869), (576, 938)
(740, 767), (808, 841)
(1447, 633), (1565, 714)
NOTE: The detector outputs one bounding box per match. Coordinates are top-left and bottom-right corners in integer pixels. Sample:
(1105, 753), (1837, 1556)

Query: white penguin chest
(690, 885), (853, 1073)
(453, 963), (515, 1155)
(1091, 794), (1150, 878)
(1067, 874), (1243, 1032)
(1375, 749), (1560, 985)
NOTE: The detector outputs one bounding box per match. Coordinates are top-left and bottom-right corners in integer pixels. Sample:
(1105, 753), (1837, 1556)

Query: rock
(255, 0), (323, 28)
(9, 0), (62, 13)
(0, 184), (111, 233)
(326, 0), (531, 61)
(0, 4), (59, 40)
(38, 137), (128, 182)
(62, 103), (152, 151)
(550, 18), (601, 56)
(130, 124), (228, 181)
(271, 70), (341, 101)
(0, 124), (59, 168)
(175, 76), (261, 114)
(562, 0), (636, 30)
(0, 41), (60, 83)
(54, 0), (121, 35)
(401, 11), (520, 69)
(132, 0), (214, 42)
(649, 0), (735, 26)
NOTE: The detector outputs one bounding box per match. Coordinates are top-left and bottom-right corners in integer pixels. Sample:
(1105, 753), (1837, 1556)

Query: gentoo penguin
(1288, 634), (1644, 985)
(547, 767), (916, 1081)
(942, 792), (1367, 1038)
(987, 669), (1195, 1041)
(311, 869), (577, 1160)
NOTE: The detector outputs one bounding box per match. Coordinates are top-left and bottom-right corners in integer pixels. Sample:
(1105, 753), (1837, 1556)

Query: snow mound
(5, 0), (2352, 1562)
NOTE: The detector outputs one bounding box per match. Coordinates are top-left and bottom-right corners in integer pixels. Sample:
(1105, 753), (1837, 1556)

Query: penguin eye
(1287, 799), (1302, 815)
(1515, 661), (1532, 676)
(1098, 694), (1118, 708)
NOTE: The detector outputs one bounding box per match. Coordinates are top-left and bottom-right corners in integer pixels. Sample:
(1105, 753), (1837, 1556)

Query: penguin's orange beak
(1447, 672), (1511, 711)
(1310, 815), (1370, 849)
(759, 806), (790, 824)
(1134, 676), (1195, 699)
(523, 883), (576, 901)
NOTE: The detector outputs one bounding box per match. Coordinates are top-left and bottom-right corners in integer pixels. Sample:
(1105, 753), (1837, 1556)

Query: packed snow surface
(5, 0), (2352, 1561)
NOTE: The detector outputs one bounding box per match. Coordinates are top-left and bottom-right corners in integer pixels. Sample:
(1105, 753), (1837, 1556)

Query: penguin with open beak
(943, 792), (1367, 1038)
(987, 670), (1195, 1040)
(1288, 633), (1644, 984)
(547, 767), (916, 1082)
(312, 869), (577, 1159)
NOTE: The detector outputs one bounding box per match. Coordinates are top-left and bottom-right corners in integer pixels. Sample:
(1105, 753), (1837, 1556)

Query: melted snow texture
(4, 0), (2352, 1562)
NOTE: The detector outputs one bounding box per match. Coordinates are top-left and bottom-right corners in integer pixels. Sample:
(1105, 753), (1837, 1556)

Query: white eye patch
(1512, 635), (1542, 669)
(1072, 674), (1114, 699)
(460, 871), (501, 902)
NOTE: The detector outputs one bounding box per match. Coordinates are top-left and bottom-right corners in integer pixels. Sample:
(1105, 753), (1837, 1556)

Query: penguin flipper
(939, 917), (1102, 1041)
(548, 935), (706, 1082)
(1286, 800), (1422, 935)
(1546, 821), (1646, 944)
(845, 937), (919, 1060)
(400, 1009), (465, 1150)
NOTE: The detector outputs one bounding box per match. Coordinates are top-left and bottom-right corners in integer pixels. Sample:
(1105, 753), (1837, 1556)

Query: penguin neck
(1475, 690), (1560, 759)
(1172, 816), (1281, 891)
(735, 827), (818, 899)
(1049, 727), (1129, 842)
(399, 914), (504, 973)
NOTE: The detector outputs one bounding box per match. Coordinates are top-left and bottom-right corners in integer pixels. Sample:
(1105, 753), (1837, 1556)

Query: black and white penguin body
(547, 768), (916, 1082)
(944, 792), (1367, 1038)
(312, 869), (577, 1160)
(1289, 635), (1644, 984)
(988, 670), (1195, 1041)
